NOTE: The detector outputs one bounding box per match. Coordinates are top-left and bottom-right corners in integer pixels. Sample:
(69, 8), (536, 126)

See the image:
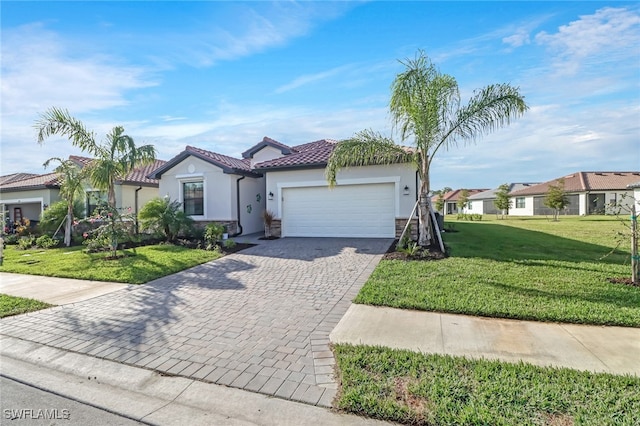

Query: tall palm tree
(43, 157), (87, 247)
(327, 51), (528, 246)
(35, 107), (156, 208)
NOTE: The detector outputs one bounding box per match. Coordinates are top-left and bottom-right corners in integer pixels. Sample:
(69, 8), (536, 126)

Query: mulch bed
(383, 239), (448, 261)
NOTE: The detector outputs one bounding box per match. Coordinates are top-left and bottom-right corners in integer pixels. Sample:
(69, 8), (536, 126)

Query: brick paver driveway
(0, 238), (391, 407)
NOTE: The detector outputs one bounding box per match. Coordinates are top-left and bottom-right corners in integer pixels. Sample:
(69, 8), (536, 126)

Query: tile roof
(0, 173), (39, 186)
(241, 136), (294, 159)
(468, 183), (541, 200)
(69, 155), (165, 186)
(432, 189), (489, 202)
(510, 172), (640, 196)
(185, 145), (253, 172)
(253, 139), (338, 170)
(0, 172), (61, 191)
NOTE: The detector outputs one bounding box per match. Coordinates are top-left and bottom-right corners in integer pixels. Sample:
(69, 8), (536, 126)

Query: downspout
(134, 186), (142, 234)
(232, 176), (245, 237)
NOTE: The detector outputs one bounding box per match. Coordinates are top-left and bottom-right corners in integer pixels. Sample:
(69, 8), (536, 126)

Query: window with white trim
(515, 197), (525, 208)
(183, 181), (204, 216)
(86, 191), (107, 217)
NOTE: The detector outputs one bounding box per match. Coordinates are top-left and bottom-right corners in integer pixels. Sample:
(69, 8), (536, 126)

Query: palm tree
(35, 107), (156, 208)
(43, 157), (87, 247)
(327, 51), (528, 246)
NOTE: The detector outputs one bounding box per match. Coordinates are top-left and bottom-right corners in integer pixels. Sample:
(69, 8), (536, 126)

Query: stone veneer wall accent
(194, 220), (238, 235)
(269, 219), (282, 238)
(395, 218), (418, 240)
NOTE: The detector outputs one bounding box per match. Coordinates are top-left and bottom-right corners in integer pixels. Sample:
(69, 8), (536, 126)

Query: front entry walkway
(0, 238), (391, 407)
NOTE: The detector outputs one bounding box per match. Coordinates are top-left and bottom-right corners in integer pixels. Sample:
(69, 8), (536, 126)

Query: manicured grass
(0, 294), (53, 318)
(356, 216), (640, 326)
(0, 244), (223, 284)
(334, 344), (640, 426)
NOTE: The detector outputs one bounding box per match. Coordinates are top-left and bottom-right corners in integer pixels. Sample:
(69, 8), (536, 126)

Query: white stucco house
(0, 157), (165, 227)
(508, 171), (640, 216)
(149, 137), (417, 238)
(466, 183), (540, 216)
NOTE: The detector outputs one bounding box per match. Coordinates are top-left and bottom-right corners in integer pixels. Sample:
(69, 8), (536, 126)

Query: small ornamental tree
(544, 178), (569, 221)
(494, 183), (512, 219)
(433, 187), (452, 214)
(457, 189), (470, 214)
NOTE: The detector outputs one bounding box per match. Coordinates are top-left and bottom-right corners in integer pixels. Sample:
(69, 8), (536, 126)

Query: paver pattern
(0, 238), (390, 407)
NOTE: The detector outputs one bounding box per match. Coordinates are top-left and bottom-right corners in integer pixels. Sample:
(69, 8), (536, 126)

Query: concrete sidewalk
(0, 336), (390, 426)
(330, 304), (640, 376)
(0, 272), (128, 305)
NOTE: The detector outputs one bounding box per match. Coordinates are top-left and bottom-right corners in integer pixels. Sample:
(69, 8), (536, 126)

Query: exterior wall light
(268, 191), (274, 200)
(403, 185), (410, 195)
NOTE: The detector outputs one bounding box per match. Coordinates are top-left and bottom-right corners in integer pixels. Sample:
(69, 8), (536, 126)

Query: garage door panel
(282, 184), (395, 238)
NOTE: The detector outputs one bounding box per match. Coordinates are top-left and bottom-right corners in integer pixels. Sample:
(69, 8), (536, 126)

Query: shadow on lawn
(444, 222), (628, 265)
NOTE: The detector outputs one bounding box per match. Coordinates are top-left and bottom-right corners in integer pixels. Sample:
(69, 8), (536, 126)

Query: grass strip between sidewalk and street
(334, 344), (640, 426)
(0, 244), (223, 284)
(355, 217), (640, 327)
(0, 294), (53, 318)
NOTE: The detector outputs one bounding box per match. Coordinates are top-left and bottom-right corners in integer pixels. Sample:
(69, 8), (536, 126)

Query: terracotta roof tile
(432, 189), (489, 202)
(510, 172), (640, 196)
(254, 139), (338, 170)
(185, 146), (253, 172)
(120, 160), (167, 185)
(0, 173), (39, 186)
(0, 172), (60, 191)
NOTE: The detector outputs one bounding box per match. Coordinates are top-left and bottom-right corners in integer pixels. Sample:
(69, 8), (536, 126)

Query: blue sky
(1, 1), (639, 190)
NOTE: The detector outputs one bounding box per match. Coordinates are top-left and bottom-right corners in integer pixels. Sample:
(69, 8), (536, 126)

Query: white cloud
(274, 65), (355, 94)
(535, 7), (640, 76)
(502, 30), (530, 48)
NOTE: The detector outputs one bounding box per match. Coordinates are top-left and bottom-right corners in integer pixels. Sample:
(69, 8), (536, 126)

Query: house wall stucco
(251, 146), (284, 168)
(264, 163), (416, 220)
(0, 188), (61, 222)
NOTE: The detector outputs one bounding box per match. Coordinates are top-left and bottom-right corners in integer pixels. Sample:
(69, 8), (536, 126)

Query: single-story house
(149, 136), (417, 238)
(0, 157), (166, 226)
(432, 189), (489, 215)
(466, 183), (540, 216)
(508, 171), (640, 216)
(627, 181), (640, 212)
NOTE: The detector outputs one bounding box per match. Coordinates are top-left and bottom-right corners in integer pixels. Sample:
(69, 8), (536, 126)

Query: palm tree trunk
(417, 160), (432, 247)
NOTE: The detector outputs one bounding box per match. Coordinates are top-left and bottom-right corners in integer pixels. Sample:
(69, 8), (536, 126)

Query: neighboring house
(467, 183), (540, 216)
(0, 157), (165, 226)
(149, 136), (416, 238)
(432, 189), (489, 215)
(0, 173), (62, 226)
(69, 156), (166, 217)
(509, 171), (640, 216)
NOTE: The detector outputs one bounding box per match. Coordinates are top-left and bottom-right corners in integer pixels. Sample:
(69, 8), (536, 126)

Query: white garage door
(282, 183), (395, 238)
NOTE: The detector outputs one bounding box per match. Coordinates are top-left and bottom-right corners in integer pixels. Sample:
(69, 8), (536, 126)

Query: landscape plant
(544, 178), (569, 221)
(83, 204), (133, 259)
(39, 199), (84, 235)
(42, 157), (87, 246)
(326, 51), (528, 247)
(204, 223), (225, 250)
(494, 183), (512, 218)
(262, 209), (275, 238)
(138, 197), (194, 242)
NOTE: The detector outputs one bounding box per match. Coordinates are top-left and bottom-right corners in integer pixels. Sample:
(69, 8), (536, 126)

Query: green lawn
(0, 293), (53, 318)
(334, 344), (640, 426)
(355, 216), (640, 326)
(0, 244), (223, 284)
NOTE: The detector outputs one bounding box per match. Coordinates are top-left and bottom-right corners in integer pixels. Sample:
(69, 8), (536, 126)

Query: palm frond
(326, 130), (415, 187)
(35, 107), (98, 154)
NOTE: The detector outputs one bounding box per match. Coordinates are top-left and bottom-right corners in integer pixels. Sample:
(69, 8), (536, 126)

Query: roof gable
(253, 139), (338, 170)
(148, 146), (260, 179)
(241, 136), (294, 159)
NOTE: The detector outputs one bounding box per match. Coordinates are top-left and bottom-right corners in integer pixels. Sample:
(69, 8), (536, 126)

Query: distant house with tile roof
(466, 183), (540, 216)
(431, 189), (490, 215)
(507, 171), (640, 216)
(0, 157), (166, 226)
(148, 136), (416, 238)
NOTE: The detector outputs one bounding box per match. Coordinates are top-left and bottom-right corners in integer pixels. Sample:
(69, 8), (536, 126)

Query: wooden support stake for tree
(397, 199), (419, 249)
(427, 197), (446, 253)
(632, 204), (638, 285)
